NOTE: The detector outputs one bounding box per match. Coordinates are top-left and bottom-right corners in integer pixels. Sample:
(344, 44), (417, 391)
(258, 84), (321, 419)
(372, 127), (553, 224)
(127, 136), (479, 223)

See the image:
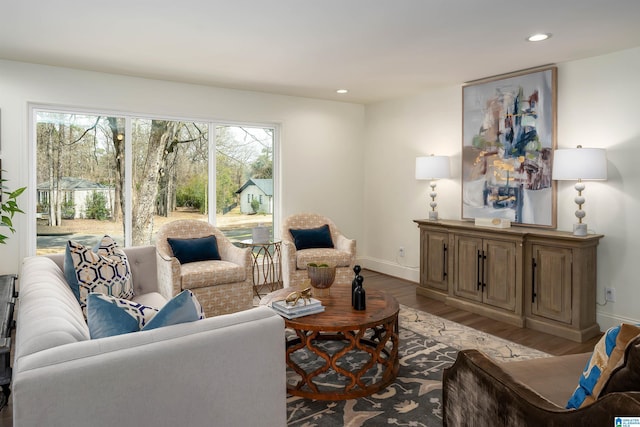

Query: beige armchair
(155, 219), (253, 317)
(281, 213), (356, 288)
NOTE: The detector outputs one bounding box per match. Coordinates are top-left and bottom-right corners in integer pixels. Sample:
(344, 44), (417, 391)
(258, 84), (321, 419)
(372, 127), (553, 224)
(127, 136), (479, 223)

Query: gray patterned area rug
(286, 305), (549, 427)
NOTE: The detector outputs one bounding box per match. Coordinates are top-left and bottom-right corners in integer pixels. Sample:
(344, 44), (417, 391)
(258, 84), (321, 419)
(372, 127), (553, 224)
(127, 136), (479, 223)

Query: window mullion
(208, 123), (217, 225)
(124, 117), (133, 246)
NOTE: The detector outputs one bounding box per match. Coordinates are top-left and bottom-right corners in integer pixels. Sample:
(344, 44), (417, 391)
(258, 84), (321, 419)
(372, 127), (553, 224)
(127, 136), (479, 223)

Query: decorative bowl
(306, 262), (336, 290)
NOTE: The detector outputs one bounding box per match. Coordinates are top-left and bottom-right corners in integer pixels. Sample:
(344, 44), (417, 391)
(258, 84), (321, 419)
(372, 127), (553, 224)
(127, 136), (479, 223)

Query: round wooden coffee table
(262, 283), (399, 400)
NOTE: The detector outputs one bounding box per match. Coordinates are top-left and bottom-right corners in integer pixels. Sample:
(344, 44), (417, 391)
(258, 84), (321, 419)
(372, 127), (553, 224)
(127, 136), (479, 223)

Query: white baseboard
(596, 310), (640, 332)
(358, 256), (419, 283)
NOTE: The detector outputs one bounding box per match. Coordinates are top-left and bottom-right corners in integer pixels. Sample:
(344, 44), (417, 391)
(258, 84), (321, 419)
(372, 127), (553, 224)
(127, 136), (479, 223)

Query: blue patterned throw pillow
(87, 293), (159, 339)
(64, 235), (133, 314)
(87, 290), (205, 339)
(566, 323), (640, 409)
(142, 290), (205, 331)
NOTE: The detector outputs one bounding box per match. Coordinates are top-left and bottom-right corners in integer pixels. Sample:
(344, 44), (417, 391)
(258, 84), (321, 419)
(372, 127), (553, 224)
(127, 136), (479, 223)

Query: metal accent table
(0, 275), (16, 409)
(236, 239), (283, 298)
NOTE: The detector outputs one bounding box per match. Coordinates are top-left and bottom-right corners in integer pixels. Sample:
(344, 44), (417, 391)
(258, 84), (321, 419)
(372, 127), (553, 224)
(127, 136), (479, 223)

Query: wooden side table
(262, 283), (400, 400)
(236, 239), (283, 298)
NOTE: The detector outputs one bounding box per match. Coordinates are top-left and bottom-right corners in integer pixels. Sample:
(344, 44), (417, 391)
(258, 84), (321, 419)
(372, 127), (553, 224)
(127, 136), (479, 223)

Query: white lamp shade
(552, 147), (607, 180)
(416, 156), (450, 180)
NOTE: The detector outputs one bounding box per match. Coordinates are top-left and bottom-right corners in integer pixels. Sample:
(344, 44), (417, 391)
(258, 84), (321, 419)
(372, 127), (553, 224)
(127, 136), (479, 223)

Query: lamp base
(573, 223), (588, 236)
(428, 211), (439, 221)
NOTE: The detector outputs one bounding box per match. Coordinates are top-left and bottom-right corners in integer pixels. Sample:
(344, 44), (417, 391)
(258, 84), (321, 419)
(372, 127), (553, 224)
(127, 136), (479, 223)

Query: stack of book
(270, 297), (325, 319)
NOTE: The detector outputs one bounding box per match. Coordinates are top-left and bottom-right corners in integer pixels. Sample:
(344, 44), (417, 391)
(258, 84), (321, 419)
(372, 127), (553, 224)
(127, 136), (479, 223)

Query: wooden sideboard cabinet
(414, 219), (603, 342)
(524, 234), (602, 342)
(419, 228), (449, 296)
(452, 232), (523, 326)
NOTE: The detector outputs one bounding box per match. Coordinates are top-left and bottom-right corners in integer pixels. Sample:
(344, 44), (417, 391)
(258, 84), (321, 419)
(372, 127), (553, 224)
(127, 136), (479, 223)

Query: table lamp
(552, 145), (607, 236)
(415, 155), (450, 220)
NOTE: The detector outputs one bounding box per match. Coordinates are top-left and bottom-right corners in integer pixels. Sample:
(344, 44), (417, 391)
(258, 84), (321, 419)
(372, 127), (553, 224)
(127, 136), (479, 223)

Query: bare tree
(107, 118), (125, 227)
(37, 115), (101, 226)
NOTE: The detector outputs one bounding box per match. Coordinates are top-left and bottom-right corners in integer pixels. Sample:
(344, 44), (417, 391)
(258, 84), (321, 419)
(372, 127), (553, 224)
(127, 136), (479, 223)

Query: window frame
(28, 103), (280, 255)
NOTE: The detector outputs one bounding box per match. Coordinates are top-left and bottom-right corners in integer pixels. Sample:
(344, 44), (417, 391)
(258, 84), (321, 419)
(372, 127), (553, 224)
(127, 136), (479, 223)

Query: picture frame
(462, 66), (557, 228)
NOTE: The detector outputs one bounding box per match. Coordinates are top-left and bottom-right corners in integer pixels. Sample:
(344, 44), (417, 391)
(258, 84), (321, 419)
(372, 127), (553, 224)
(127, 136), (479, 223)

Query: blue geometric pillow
(86, 290), (205, 339)
(87, 293), (159, 339)
(64, 235), (133, 315)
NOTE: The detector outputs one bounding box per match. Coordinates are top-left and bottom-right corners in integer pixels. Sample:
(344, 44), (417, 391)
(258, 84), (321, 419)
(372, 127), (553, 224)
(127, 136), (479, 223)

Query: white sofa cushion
(131, 291), (167, 308)
(15, 257), (90, 361)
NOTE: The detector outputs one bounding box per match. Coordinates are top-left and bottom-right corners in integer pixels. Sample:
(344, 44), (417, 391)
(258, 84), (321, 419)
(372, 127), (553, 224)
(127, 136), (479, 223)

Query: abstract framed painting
(462, 66), (557, 228)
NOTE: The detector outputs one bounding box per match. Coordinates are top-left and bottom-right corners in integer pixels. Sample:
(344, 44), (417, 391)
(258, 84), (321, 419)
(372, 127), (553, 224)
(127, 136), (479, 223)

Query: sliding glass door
(34, 107), (276, 254)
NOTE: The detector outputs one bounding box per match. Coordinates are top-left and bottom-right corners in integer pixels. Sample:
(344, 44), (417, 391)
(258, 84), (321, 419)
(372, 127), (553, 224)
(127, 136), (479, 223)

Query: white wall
(0, 59), (365, 274)
(362, 85), (461, 280)
(2, 47), (638, 332)
(362, 47), (640, 331)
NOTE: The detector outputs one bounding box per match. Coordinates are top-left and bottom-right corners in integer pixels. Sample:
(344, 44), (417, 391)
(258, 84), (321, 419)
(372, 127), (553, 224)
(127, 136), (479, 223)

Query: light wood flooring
(0, 269), (601, 425)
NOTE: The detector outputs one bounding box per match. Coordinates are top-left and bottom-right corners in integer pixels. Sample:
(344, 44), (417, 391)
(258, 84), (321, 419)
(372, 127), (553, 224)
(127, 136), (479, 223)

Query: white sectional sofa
(13, 245), (286, 427)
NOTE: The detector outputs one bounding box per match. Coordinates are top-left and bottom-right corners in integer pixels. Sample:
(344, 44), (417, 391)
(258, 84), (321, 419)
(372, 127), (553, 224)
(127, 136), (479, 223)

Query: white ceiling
(1, 0), (640, 104)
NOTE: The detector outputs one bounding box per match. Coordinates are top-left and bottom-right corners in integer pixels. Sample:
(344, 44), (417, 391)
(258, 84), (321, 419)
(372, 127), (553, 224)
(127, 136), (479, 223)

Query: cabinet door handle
(482, 251), (487, 290)
(443, 244), (448, 280)
(531, 258), (537, 303)
(477, 250), (483, 291)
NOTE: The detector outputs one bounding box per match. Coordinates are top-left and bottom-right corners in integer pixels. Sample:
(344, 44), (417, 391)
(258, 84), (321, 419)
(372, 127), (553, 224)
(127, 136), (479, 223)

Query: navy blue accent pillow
(167, 235), (221, 264)
(289, 224), (334, 250)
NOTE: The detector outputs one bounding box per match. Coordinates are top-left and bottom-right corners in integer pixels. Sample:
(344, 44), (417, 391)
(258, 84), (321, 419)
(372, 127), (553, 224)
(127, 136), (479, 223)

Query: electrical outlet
(605, 287), (616, 302)
(399, 247), (405, 257)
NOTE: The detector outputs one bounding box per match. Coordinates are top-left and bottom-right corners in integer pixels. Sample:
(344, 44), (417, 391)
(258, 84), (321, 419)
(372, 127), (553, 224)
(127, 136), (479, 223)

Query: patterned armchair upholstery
(281, 213), (356, 288)
(156, 219), (253, 317)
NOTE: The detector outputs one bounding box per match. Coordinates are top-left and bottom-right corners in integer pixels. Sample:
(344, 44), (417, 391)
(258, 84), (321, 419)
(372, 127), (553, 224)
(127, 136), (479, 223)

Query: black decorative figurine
(353, 275), (366, 311)
(352, 264), (361, 306)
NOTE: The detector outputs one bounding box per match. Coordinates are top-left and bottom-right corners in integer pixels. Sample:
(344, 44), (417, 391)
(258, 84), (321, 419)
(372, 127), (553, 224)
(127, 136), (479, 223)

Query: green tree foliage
(250, 198), (260, 213)
(61, 199), (75, 219)
(251, 147), (273, 179)
(215, 153), (239, 213)
(84, 191), (110, 220)
(176, 174), (207, 213)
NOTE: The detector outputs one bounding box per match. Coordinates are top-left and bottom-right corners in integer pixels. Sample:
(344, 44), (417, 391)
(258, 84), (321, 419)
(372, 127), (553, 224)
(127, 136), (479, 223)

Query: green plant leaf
(1, 216), (12, 227)
(9, 187), (26, 198)
(0, 175), (25, 243)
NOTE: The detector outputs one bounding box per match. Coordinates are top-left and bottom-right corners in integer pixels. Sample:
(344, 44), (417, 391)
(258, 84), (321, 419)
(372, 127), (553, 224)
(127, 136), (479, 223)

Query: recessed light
(527, 33), (551, 42)
(336, 89), (348, 94)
